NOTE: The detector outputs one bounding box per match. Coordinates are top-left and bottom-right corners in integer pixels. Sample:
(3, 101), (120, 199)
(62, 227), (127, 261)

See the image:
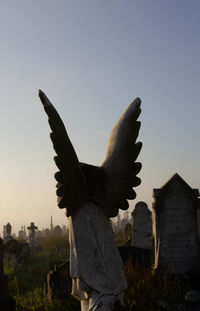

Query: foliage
(4, 236), (190, 311)
(37, 235), (69, 262)
(124, 259), (189, 311)
(4, 236), (79, 311)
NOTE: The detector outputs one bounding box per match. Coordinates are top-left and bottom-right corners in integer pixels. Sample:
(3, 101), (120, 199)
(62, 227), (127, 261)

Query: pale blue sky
(0, 0), (200, 234)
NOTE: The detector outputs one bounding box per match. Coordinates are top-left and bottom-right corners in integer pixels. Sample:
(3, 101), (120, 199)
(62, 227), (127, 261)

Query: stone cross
(27, 222), (38, 248)
(131, 201), (152, 250)
(153, 173), (200, 274)
(27, 222), (38, 238)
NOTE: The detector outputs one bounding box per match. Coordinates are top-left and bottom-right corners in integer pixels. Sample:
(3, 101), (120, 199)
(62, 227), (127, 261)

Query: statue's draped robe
(38, 90), (141, 310)
(69, 202), (128, 304)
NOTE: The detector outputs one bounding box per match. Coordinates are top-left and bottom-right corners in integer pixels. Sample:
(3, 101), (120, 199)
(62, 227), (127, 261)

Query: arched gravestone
(153, 173), (200, 274)
(131, 201), (152, 250)
(4, 223), (13, 243)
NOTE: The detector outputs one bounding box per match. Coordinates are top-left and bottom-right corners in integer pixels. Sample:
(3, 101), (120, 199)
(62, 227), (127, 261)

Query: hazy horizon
(1, 1), (200, 234)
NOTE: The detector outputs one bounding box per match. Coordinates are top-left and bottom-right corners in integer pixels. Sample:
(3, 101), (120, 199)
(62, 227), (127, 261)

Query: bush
(124, 259), (189, 311)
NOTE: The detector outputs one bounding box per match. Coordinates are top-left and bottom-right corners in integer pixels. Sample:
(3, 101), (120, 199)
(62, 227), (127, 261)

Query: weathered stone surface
(153, 173), (200, 274)
(131, 201), (153, 250)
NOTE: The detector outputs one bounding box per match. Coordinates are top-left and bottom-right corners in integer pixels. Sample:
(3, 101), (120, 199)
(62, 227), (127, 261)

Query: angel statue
(39, 90), (142, 311)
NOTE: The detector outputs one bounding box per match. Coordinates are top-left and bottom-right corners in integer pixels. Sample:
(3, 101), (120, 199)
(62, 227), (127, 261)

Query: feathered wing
(39, 90), (142, 218)
(100, 98), (142, 217)
(38, 90), (86, 216)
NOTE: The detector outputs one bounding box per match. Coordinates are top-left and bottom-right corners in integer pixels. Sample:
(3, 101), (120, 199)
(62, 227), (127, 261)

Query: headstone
(45, 261), (71, 302)
(4, 223), (13, 243)
(0, 238), (8, 296)
(196, 199), (200, 242)
(131, 202), (153, 250)
(18, 225), (27, 240)
(27, 222), (38, 249)
(0, 238), (16, 310)
(153, 173), (200, 274)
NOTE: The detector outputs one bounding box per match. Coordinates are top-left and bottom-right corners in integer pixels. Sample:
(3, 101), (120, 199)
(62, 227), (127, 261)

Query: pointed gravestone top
(153, 173), (199, 200)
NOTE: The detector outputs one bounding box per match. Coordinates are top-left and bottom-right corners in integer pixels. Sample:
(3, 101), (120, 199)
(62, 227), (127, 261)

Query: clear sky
(0, 0), (200, 235)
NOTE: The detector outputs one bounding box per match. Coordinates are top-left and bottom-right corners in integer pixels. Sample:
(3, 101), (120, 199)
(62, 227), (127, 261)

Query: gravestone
(0, 238), (16, 310)
(4, 223), (13, 243)
(27, 222), (39, 250)
(196, 199), (200, 242)
(153, 173), (200, 274)
(18, 225), (27, 240)
(131, 201), (152, 250)
(45, 261), (71, 302)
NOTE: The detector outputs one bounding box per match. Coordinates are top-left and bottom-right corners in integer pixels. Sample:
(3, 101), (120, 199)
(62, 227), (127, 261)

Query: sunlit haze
(0, 0), (200, 235)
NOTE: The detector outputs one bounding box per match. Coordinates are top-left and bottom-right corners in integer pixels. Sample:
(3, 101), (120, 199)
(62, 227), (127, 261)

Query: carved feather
(39, 91), (142, 217)
(39, 90), (86, 216)
(101, 98), (142, 216)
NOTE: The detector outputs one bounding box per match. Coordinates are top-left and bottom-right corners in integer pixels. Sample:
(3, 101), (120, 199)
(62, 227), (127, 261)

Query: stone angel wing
(39, 90), (142, 217)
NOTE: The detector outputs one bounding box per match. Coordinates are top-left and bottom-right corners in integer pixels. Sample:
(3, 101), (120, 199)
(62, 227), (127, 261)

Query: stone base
(0, 296), (16, 311)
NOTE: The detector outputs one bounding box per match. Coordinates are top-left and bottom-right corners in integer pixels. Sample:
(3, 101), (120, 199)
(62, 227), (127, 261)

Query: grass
(4, 236), (80, 311)
(124, 259), (189, 311)
(4, 236), (190, 311)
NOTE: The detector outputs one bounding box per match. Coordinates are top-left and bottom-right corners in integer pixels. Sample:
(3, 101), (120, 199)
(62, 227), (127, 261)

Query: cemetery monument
(27, 222), (38, 250)
(4, 223), (13, 243)
(153, 173), (200, 274)
(131, 201), (152, 250)
(39, 90), (142, 310)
